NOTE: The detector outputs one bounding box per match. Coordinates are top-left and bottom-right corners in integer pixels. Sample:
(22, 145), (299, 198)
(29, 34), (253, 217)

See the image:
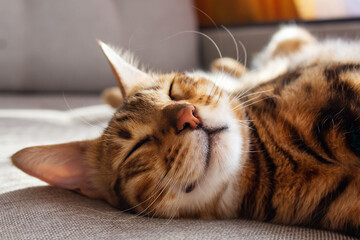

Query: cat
(12, 26), (360, 238)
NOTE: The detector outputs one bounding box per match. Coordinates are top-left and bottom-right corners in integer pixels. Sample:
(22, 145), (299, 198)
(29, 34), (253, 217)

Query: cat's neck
(227, 96), (255, 218)
(233, 100), (275, 221)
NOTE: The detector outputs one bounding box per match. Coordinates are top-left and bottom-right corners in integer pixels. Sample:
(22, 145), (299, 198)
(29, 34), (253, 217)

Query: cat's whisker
(133, 164), (185, 218)
(147, 176), (177, 219)
(216, 92), (222, 105)
(229, 86), (255, 106)
(233, 90), (275, 111)
(113, 161), (177, 216)
(148, 167), (182, 219)
(125, 145), (193, 216)
(237, 119), (254, 122)
(192, 3), (230, 96)
(154, 174), (183, 219)
(238, 40), (248, 70)
(62, 93), (104, 128)
(241, 95), (275, 109)
(238, 123), (253, 129)
(130, 175), (174, 219)
(232, 95), (262, 111)
(151, 162), (185, 215)
(227, 41), (248, 99)
(127, 27), (141, 51)
(120, 171), (172, 214)
(160, 159), (191, 221)
(192, 5), (219, 29)
(230, 88), (274, 112)
(165, 169), (190, 224)
(162, 30), (223, 64)
(200, 19), (240, 99)
(236, 89), (274, 101)
(152, 28), (226, 99)
(212, 26), (244, 99)
(232, 87), (254, 101)
(227, 95), (239, 109)
(210, 71), (227, 98)
(222, 26), (239, 62)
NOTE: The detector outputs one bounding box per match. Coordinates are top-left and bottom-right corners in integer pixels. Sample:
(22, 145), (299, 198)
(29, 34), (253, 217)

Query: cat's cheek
(173, 131), (209, 182)
(213, 128), (242, 169)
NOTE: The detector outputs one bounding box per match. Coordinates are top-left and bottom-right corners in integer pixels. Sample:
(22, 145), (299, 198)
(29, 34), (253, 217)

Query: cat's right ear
(98, 41), (152, 98)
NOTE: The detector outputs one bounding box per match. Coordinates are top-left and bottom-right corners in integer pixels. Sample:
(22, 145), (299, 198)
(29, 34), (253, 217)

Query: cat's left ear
(98, 41), (152, 98)
(11, 140), (102, 199)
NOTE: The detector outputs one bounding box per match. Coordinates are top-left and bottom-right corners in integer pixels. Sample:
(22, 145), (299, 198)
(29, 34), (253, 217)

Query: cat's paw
(270, 25), (316, 56)
(253, 25), (316, 67)
(102, 87), (123, 108)
(210, 57), (247, 78)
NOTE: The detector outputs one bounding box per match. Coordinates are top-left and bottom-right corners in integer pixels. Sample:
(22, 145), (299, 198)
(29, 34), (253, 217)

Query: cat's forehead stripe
(116, 115), (131, 122)
(144, 85), (161, 91)
(118, 129), (132, 139)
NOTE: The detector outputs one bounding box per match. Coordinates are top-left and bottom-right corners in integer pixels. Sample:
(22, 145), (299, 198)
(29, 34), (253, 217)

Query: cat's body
(12, 26), (360, 237)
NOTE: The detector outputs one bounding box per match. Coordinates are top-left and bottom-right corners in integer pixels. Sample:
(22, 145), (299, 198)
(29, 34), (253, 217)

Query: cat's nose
(176, 105), (201, 132)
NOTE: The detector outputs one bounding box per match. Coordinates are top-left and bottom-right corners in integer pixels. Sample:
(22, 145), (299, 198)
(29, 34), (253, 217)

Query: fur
(12, 26), (360, 237)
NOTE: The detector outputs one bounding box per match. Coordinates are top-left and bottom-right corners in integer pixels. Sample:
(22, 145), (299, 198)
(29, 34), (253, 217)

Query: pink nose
(176, 105), (201, 131)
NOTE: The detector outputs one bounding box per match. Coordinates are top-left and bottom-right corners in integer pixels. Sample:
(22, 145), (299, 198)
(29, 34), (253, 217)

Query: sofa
(0, 0), (358, 239)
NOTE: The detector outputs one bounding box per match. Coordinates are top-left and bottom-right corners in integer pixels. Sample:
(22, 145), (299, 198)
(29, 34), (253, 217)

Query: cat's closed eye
(168, 77), (194, 101)
(124, 136), (156, 160)
(168, 80), (176, 100)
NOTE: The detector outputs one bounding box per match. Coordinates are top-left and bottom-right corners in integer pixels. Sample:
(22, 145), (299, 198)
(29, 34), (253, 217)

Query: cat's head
(12, 41), (248, 219)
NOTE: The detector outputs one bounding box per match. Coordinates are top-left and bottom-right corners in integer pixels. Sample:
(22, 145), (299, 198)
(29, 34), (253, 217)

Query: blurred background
(196, 0), (360, 26)
(0, 0), (359, 108)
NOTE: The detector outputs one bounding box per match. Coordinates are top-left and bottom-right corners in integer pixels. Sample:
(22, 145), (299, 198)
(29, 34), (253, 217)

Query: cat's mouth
(178, 124), (229, 193)
(200, 125), (229, 168)
(182, 125), (228, 193)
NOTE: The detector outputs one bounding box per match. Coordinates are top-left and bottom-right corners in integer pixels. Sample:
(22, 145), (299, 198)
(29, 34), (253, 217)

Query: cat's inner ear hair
(11, 140), (103, 200)
(97, 40), (152, 98)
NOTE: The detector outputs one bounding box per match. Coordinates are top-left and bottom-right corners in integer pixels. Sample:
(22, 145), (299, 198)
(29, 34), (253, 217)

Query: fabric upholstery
(0, 0), (198, 91)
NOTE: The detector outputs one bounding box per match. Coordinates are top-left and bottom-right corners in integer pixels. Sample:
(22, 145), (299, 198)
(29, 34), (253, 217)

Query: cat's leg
(229, 26), (317, 92)
(102, 87), (123, 108)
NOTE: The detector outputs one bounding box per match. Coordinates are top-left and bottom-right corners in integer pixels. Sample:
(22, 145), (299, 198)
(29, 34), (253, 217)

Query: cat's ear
(11, 140), (101, 199)
(98, 40), (152, 97)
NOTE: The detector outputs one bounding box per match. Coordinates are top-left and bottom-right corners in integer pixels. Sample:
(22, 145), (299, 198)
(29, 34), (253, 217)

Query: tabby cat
(12, 26), (360, 237)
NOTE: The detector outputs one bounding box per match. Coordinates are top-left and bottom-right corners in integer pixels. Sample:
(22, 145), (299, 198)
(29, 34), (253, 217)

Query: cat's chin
(178, 124), (231, 176)
(172, 118), (243, 217)
(195, 123), (241, 181)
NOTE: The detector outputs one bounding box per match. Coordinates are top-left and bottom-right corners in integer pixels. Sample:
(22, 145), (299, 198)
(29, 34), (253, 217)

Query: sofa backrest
(0, 0), (198, 92)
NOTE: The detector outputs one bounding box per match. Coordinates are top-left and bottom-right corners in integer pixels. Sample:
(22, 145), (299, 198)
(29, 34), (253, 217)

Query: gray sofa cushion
(0, 0), (198, 92)
(0, 94), (356, 239)
(2, 187), (356, 239)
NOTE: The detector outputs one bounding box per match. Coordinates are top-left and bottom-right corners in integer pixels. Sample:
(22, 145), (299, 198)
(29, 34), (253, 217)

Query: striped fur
(95, 27), (360, 237)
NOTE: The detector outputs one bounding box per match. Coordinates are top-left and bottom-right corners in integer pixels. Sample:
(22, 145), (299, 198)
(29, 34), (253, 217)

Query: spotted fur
(12, 26), (360, 237)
